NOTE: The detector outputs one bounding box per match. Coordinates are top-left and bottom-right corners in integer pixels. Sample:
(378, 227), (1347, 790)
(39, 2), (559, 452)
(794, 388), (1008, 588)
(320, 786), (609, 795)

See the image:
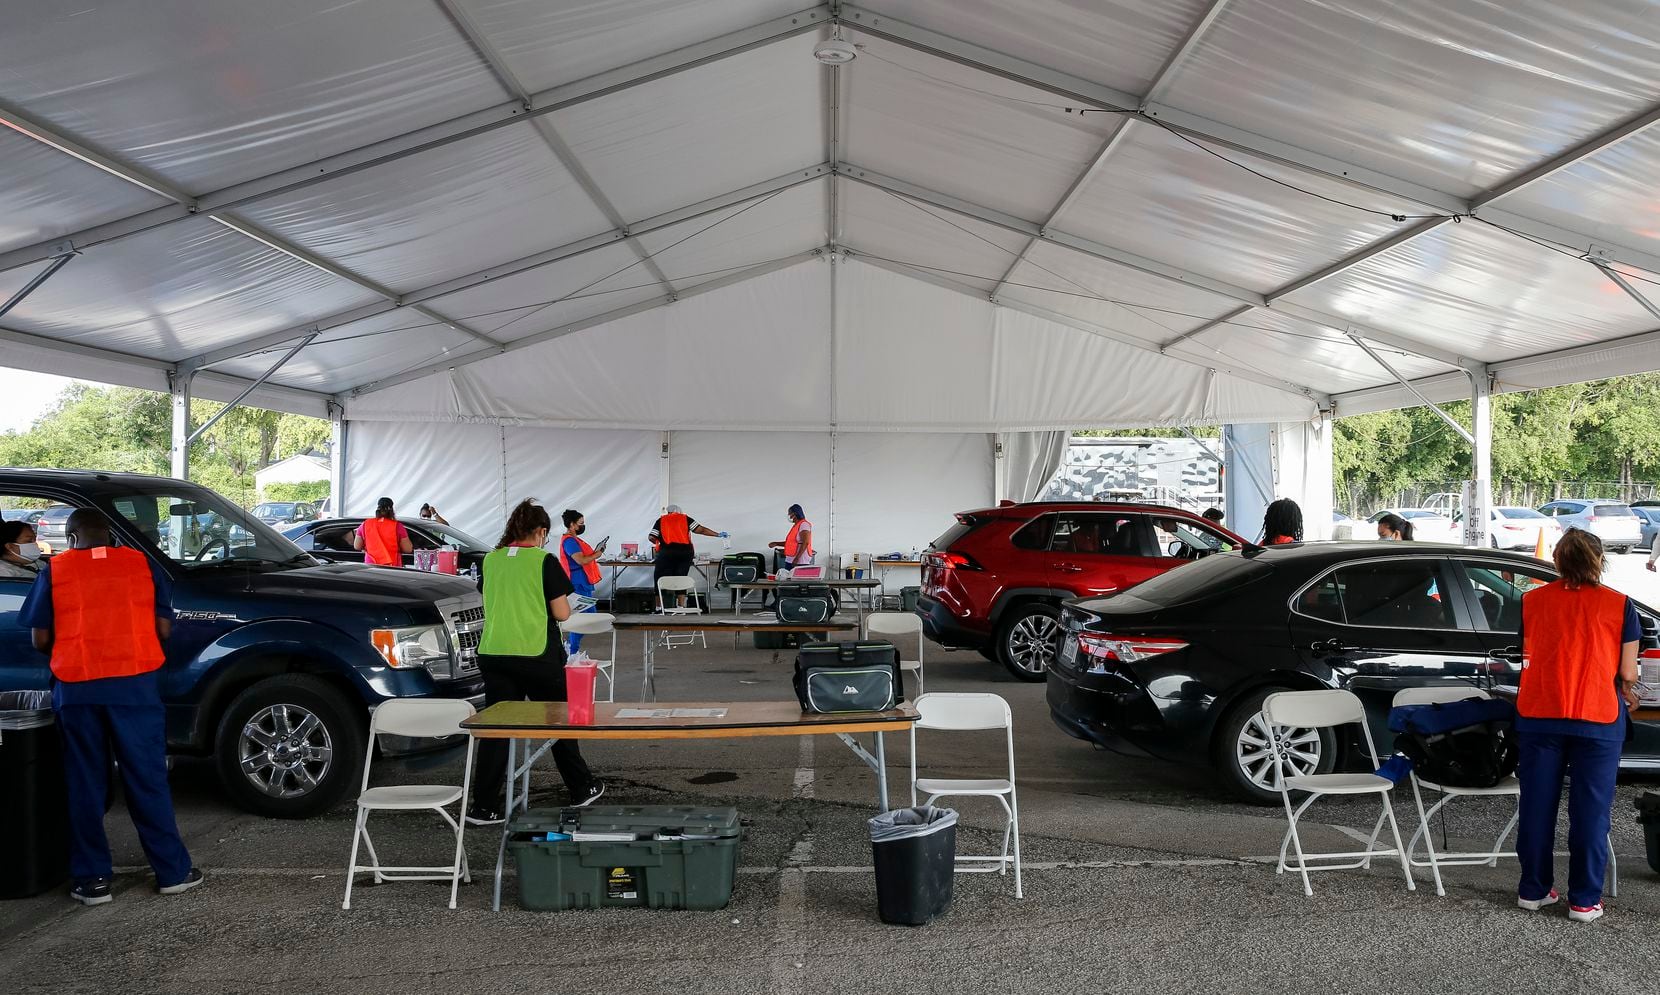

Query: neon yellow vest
(478, 546), (550, 657)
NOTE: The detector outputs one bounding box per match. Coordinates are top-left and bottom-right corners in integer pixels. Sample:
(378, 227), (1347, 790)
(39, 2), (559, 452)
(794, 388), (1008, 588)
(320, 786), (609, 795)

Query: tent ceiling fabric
(3, 0), (1660, 421)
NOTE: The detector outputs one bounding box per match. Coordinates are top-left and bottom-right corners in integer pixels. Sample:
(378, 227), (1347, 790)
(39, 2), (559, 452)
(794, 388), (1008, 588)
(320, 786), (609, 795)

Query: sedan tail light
(1076, 631), (1190, 665)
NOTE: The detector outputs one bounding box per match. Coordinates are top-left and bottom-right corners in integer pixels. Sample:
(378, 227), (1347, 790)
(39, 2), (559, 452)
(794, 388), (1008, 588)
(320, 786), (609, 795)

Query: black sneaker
(571, 780), (607, 808)
(465, 807), (505, 826)
(158, 868), (205, 895)
(70, 878), (113, 906)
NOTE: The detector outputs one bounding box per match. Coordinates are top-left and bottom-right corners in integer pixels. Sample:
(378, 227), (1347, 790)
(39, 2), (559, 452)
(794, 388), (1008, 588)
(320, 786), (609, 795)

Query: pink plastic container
(435, 548), (459, 575)
(565, 660), (598, 725)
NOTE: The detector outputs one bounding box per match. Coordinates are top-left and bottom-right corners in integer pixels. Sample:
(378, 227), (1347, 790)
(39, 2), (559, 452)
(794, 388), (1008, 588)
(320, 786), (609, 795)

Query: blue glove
(718, 531), (730, 538)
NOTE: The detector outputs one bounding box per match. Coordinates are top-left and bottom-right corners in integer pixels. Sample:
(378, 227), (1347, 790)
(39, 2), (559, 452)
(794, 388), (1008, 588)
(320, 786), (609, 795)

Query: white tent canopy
(6, 1), (1660, 542)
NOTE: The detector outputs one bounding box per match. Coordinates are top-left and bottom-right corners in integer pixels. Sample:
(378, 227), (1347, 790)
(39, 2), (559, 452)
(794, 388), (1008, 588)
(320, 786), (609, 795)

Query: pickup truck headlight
(370, 625), (453, 680)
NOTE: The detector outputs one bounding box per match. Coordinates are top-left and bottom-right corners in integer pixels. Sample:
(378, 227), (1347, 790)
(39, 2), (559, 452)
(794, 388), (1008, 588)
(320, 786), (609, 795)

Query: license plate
(1059, 634), (1078, 668)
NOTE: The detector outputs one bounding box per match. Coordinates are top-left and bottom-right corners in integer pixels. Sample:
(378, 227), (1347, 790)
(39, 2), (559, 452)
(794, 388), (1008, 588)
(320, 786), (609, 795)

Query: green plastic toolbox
(507, 805), (743, 911)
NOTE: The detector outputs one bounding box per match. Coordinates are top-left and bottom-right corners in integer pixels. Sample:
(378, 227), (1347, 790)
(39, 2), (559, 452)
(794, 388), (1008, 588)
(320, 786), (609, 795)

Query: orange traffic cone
(1535, 528), (1549, 561)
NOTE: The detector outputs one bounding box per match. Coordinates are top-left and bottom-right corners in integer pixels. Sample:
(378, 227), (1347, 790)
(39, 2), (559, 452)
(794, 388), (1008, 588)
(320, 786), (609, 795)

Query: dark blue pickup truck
(0, 470), (484, 818)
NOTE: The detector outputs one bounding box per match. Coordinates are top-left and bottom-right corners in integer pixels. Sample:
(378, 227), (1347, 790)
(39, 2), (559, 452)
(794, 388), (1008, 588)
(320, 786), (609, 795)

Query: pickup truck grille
(437, 594), (486, 678)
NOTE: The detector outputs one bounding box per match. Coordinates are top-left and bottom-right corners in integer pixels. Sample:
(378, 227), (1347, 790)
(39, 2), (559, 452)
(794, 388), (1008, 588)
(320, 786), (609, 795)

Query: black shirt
(476, 549), (575, 660)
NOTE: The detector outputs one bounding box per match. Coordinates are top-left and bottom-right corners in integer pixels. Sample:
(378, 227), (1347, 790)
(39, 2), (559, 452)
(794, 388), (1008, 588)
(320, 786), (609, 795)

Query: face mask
(12, 542), (41, 561)
(575, 524), (586, 536)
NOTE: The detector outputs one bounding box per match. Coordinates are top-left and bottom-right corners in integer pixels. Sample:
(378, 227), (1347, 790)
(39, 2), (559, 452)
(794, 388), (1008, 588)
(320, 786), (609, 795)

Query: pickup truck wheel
(214, 675), (365, 819)
(996, 603), (1061, 682)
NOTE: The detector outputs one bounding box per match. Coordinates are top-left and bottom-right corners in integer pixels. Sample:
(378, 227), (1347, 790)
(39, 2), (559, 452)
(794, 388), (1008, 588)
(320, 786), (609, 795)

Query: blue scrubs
(562, 535), (597, 655)
(19, 561), (193, 888)
(1514, 599), (1639, 908)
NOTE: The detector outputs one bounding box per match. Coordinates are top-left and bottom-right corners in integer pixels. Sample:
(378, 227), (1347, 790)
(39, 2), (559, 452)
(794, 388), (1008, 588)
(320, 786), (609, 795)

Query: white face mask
(12, 542), (42, 561)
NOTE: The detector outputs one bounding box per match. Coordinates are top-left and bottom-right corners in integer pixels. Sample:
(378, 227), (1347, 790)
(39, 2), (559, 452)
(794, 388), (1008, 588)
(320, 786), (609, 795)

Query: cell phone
(597, 535), (610, 549)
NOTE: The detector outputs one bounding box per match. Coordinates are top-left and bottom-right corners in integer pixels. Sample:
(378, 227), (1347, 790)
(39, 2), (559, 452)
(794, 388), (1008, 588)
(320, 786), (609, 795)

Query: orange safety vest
(48, 546), (166, 683)
(658, 513), (692, 547)
(560, 531), (602, 585)
(1519, 581), (1626, 723)
(362, 517), (403, 566)
(785, 519), (813, 558)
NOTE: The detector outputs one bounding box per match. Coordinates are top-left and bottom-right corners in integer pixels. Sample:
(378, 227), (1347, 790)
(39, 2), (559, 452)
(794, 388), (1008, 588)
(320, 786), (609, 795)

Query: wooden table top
(868, 560), (923, 568)
(729, 578), (882, 589)
(609, 613), (859, 632)
(462, 699), (917, 739)
(599, 558), (718, 566)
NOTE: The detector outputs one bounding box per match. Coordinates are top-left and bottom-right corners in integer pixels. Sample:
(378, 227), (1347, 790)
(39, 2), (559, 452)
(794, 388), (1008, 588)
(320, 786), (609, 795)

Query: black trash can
(0, 690), (70, 899)
(1637, 791), (1660, 875)
(868, 805), (957, 926)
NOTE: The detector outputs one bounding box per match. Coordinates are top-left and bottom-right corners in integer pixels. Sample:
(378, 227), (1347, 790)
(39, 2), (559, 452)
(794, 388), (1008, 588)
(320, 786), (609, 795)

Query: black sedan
(1047, 542), (1660, 803)
(280, 517), (491, 573)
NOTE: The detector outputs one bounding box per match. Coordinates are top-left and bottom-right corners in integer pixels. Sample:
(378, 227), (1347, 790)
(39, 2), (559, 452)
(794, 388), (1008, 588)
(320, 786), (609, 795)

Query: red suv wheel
(997, 602), (1062, 681)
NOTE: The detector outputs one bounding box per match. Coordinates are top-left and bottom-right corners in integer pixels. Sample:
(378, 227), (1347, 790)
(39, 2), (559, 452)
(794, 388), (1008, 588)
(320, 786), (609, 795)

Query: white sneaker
(1569, 903), (1605, 923)
(1517, 890), (1559, 911)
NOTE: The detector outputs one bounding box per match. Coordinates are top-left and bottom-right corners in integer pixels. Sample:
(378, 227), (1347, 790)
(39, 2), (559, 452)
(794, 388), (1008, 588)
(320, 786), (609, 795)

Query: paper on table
(670, 708), (728, 718)
(616, 708), (674, 718)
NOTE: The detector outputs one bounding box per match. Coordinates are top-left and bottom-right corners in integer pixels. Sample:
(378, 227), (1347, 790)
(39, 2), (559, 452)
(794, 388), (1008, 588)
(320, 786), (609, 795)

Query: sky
(0, 367), (83, 433)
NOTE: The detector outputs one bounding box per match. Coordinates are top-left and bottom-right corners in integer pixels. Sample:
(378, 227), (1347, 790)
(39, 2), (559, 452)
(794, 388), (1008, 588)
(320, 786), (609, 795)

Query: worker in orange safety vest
(353, 496), (414, 566)
(20, 508), (203, 906)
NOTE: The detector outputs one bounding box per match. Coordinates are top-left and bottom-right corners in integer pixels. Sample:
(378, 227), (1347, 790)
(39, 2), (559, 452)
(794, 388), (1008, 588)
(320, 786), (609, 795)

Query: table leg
(640, 632), (652, 701)
(875, 732), (889, 813)
(491, 737), (515, 912)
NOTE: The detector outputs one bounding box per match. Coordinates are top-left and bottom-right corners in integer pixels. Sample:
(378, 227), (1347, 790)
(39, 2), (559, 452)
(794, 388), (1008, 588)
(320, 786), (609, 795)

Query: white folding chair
(867, 611), (925, 694)
(343, 698), (476, 910)
(1392, 686), (1618, 898)
(656, 575), (706, 649)
(909, 692), (1022, 898)
(562, 611), (618, 702)
(1263, 689), (1414, 897)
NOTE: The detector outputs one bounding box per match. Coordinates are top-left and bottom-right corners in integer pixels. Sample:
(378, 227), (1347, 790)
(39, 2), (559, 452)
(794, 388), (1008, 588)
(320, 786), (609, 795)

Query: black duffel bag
(778, 583), (835, 624)
(795, 640), (904, 713)
(1388, 696), (1518, 788)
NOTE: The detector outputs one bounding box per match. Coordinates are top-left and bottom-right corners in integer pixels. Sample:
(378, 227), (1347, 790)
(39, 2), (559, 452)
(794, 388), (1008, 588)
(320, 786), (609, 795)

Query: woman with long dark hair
(353, 496), (412, 566)
(1261, 498), (1304, 546)
(1376, 512), (1415, 541)
(465, 499), (604, 825)
(1514, 528), (1640, 922)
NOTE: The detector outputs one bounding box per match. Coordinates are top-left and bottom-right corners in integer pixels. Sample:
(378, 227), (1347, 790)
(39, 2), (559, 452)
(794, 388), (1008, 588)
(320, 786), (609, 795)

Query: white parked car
(1365, 508), (1461, 543)
(1472, 506), (1562, 550)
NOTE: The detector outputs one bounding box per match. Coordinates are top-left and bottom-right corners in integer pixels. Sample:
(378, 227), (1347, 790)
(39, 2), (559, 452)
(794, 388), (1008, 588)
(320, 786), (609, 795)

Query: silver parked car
(1537, 498), (1642, 553)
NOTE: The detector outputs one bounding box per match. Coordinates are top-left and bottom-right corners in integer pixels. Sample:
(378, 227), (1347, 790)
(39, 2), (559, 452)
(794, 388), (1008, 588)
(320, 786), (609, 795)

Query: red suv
(916, 502), (1245, 681)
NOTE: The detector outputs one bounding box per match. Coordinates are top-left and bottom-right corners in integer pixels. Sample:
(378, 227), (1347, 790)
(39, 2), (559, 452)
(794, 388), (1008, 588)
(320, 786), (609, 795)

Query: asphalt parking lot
(8, 570), (1660, 994)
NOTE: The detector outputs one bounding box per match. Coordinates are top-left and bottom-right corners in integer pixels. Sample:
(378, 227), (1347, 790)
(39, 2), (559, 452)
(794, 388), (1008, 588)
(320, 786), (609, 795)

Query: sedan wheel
(1235, 712), (1322, 794)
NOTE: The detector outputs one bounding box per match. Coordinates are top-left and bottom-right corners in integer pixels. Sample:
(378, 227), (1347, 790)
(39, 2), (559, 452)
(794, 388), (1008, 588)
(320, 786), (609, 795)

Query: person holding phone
(558, 508), (604, 654)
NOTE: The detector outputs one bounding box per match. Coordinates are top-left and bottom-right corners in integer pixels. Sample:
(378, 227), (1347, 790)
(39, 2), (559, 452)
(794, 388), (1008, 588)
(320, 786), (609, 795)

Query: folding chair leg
(1010, 790), (1023, 900)
(1608, 833), (1619, 898)
(1281, 790), (1315, 897)
(1381, 795), (1416, 892)
(360, 818), (385, 884)
(342, 807), (366, 910)
(1362, 805), (1388, 869)
(439, 807), (468, 910)
(995, 795), (1013, 878)
(1409, 777), (1446, 897)
(1490, 808), (1520, 868)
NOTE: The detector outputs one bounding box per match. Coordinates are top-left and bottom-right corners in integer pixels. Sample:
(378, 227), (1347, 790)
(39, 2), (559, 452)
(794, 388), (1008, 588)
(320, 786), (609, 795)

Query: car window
(426, 522), (490, 551)
(1500, 508), (1547, 519)
(313, 525), (358, 553)
(1009, 515), (1054, 551)
(1462, 562), (1553, 632)
(1298, 560), (1457, 630)
(1149, 516), (1228, 558)
(1594, 504), (1634, 517)
(1051, 514), (1144, 556)
(407, 527), (440, 551)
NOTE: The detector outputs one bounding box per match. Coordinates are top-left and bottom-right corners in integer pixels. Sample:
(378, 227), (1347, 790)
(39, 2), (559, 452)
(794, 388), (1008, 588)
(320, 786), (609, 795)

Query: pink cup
(565, 660), (598, 725)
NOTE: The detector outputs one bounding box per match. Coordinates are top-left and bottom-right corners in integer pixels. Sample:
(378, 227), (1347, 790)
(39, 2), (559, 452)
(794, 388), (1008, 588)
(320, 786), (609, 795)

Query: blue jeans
(1515, 730), (1621, 908)
(56, 702), (193, 887)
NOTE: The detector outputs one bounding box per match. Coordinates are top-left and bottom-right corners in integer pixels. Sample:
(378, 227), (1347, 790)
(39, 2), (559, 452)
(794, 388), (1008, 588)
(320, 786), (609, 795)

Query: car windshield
(105, 488), (315, 569)
(252, 503), (297, 518)
(1104, 552), (1269, 609)
(425, 522), (490, 551)
(1499, 508), (1547, 519)
(1595, 504), (1634, 517)
(1400, 510), (1442, 519)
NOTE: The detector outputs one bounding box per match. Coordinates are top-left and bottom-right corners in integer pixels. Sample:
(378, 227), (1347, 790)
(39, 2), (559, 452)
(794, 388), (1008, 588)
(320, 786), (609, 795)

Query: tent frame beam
(848, 248), (1328, 406)
(341, 248), (827, 399)
(180, 164), (831, 375)
(433, 0), (679, 298)
(0, 5), (833, 277)
(1344, 332), (1473, 445)
(0, 250), (76, 320)
(187, 333), (319, 446)
(837, 161), (1467, 368)
(988, 0), (1234, 301)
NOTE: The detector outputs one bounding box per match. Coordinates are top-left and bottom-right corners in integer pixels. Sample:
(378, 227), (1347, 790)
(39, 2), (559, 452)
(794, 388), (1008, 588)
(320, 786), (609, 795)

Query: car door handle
(1488, 646), (1524, 665)
(1310, 638), (1349, 653)
(1053, 563), (1085, 573)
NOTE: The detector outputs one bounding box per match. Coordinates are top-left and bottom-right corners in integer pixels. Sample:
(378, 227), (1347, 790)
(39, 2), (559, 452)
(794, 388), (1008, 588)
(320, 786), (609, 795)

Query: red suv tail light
(933, 551), (982, 572)
(1076, 631), (1190, 664)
